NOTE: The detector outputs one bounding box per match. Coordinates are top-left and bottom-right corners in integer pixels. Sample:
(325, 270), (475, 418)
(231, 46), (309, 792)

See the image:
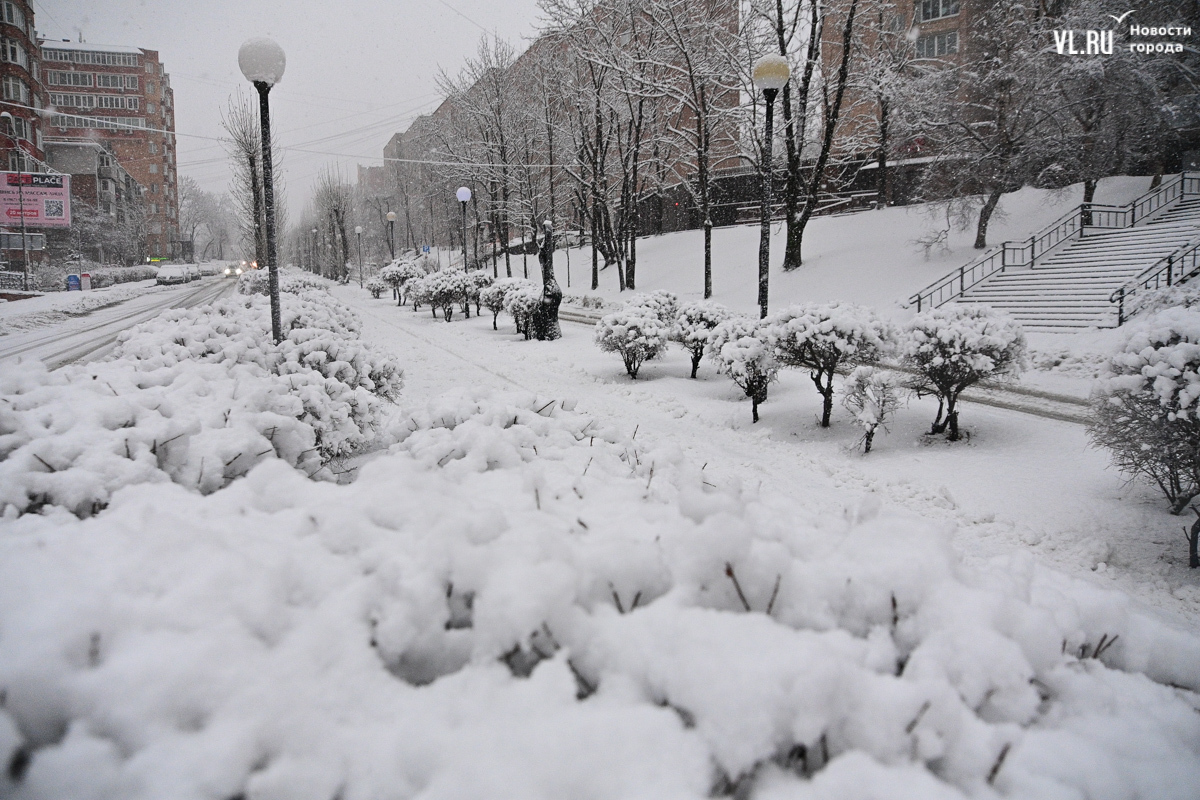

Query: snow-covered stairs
(956, 207), (1200, 331)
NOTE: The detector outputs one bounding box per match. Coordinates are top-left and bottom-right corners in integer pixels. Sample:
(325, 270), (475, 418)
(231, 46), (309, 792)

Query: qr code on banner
(44, 199), (64, 219)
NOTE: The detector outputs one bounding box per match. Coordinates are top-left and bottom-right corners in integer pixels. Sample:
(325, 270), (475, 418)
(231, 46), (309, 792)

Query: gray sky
(35, 0), (543, 216)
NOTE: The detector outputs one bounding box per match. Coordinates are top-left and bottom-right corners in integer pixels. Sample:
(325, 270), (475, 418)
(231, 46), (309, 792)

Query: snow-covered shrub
(236, 269), (269, 295)
(1129, 281), (1200, 318)
(2, 384), (1200, 797)
(707, 316), (779, 423)
(626, 290), (680, 328)
(380, 261), (426, 306)
(467, 269), (494, 315)
(1089, 308), (1200, 531)
(88, 265), (158, 288)
(563, 293), (609, 310)
(421, 270), (470, 321)
(765, 302), (892, 427)
(407, 274), (433, 315)
(504, 282), (543, 339)
(479, 283), (509, 330)
(901, 304), (1026, 441)
(365, 277), (387, 298)
(842, 366), (906, 454)
(595, 308), (669, 379)
(280, 272), (329, 294)
(673, 300), (732, 378)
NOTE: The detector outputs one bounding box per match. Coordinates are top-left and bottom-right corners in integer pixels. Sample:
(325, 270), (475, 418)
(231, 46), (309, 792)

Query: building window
(42, 47), (138, 67)
(919, 0), (960, 22)
(1, 38), (26, 68)
(148, 202), (157, 214)
(2, 75), (29, 103)
(95, 94), (137, 110)
(147, 102), (155, 113)
(126, 76), (138, 90)
(1, 2), (25, 30)
(916, 31), (958, 58)
(49, 92), (95, 108)
(48, 113), (146, 130)
(47, 70), (92, 87)
(151, 183), (159, 194)
(148, 141), (157, 155)
(149, 163), (158, 174)
(147, 82), (155, 94)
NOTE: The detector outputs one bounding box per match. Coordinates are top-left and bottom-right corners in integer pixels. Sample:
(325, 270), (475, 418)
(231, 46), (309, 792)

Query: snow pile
(1, 386), (1198, 798)
(0, 294), (403, 517)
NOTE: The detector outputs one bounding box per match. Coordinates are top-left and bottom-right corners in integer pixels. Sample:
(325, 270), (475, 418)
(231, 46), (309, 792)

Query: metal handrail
(909, 172), (1199, 312)
(1108, 236), (1200, 325)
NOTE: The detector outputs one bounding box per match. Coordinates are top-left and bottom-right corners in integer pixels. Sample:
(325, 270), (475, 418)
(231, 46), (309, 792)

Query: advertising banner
(0, 173), (71, 229)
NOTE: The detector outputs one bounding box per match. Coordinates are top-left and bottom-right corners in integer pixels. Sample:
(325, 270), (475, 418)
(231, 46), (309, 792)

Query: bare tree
(313, 166), (354, 280)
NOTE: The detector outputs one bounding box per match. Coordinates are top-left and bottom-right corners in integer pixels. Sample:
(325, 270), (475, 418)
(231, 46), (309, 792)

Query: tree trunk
(863, 426), (875, 454)
(691, 350), (702, 379)
(780, 0), (821, 271)
(974, 189), (1004, 250)
(945, 394), (961, 441)
(877, 95), (890, 207)
(813, 371), (834, 428)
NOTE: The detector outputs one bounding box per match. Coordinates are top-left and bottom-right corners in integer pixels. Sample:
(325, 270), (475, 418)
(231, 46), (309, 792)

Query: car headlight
(236, 268), (243, 275)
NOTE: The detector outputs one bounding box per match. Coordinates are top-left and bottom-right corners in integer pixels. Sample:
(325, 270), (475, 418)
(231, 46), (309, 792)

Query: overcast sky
(35, 0), (544, 215)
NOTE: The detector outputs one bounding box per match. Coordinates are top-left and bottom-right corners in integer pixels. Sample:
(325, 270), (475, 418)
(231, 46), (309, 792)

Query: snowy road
(0, 278), (235, 369)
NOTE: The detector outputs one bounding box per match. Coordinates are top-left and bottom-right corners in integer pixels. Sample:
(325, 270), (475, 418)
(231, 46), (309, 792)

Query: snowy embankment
(0, 281), (166, 337)
(2, 279), (1200, 797)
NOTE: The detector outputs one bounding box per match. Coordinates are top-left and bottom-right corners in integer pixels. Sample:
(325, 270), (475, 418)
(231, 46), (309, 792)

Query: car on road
(223, 262), (246, 278)
(155, 265), (188, 285)
(182, 263), (200, 282)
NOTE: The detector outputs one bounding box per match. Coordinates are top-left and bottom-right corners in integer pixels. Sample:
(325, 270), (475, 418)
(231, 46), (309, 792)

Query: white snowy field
(2, 248), (1199, 798)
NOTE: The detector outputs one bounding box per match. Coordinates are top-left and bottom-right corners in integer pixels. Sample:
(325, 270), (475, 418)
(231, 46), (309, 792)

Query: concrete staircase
(910, 174), (1200, 331)
(956, 218), (1200, 330)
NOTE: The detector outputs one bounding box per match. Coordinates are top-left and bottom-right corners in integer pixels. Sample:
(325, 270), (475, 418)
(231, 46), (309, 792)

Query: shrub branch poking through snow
(842, 366), (906, 453)
(765, 303), (892, 427)
(1089, 308), (1200, 536)
(673, 300), (732, 378)
(595, 308), (669, 379)
(707, 316), (780, 423)
(901, 304), (1026, 441)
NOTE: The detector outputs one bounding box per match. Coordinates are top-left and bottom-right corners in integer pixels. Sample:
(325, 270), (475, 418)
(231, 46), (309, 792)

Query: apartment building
(0, 0), (46, 168)
(41, 41), (178, 258)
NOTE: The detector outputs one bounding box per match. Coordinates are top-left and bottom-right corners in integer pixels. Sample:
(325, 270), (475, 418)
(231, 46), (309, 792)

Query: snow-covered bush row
(87, 265), (158, 288)
(235, 268), (269, 295)
(236, 268), (331, 297)
(414, 270), (471, 322)
(1089, 307), (1200, 524)
(707, 315), (779, 423)
(2, 386), (1198, 798)
(672, 300), (732, 379)
(901, 305), (1026, 441)
(765, 303), (892, 428)
(595, 307), (669, 378)
(562, 293), (609, 310)
(0, 295), (403, 516)
(380, 261), (428, 306)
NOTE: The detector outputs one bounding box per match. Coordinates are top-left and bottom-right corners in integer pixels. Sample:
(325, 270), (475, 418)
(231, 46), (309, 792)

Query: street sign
(422, 245), (430, 253)
(0, 233), (44, 250)
(66, 274), (80, 291)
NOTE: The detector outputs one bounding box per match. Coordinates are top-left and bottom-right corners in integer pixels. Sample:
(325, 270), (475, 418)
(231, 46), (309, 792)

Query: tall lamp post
(1, 112), (31, 291)
(355, 224), (364, 287)
(238, 37), (286, 344)
(311, 227), (318, 276)
(455, 186), (471, 270)
(386, 210), (396, 261)
(752, 55), (790, 319)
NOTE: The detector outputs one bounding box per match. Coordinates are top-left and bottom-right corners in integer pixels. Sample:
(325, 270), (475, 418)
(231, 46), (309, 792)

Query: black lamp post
(386, 210), (396, 260)
(456, 186), (471, 270)
(355, 225), (364, 287)
(238, 37), (286, 343)
(752, 55), (790, 320)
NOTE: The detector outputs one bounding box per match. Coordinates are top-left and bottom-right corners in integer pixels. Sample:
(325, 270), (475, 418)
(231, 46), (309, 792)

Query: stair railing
(1109, 235), (1200, 325)
(909, 172), (1198, 312)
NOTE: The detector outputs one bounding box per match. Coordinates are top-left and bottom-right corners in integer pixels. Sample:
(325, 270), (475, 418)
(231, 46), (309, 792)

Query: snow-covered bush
(1089, 308), (1200, 532)
(562, 293), (609, 310)
(1128, 281), (1200, 318)
(236, 269), (269, 295)
(673, 300), (732, 378)
(421, 270), (470, 321)
(467, 269), (494, 315)
(707, 316), (780, 423)
(901, 304), (1026, 441)
(626, 290), (680, 328)
(765, 302), (892, 427)
(88, 265), (158, 288)
(407, 274), (433, 315)
(2, 381), (1200, 797)
(280, 272), (329, 294)
(365, 277), (387, 298)
(595, 308), (669, 379)
(504, 282), (543, 339)
(380, 261), (426, 306)
(842, 366), (906, 454)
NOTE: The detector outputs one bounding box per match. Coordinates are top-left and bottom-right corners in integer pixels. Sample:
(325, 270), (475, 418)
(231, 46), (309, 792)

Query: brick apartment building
(0, 0), (46, 167)
(41, 40), (179, 259)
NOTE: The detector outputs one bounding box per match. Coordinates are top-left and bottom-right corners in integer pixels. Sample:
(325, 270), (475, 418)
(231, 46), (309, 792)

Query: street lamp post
(311, 227), (318, 276)
(1, 112), (32, 291)
(355, 224), (364, 287)
(752, 55), (790, 319)
(456, 186), (471, 270)
(386, 210), (396, 261)
(238, 37), (286, 344)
